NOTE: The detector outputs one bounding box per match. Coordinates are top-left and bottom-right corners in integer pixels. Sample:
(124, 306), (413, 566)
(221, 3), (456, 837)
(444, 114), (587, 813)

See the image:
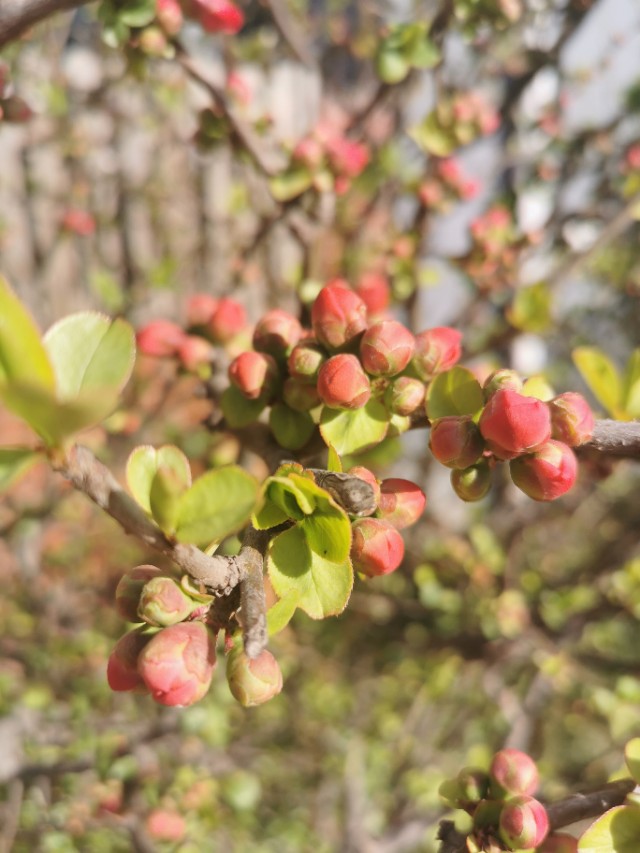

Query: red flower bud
(360, 320), (415, 377)
(226, 646), (283, 707)
(287, 343), (326, 383)
(348, 466), (381, 512)
(61, 208), (96, 237)
(317, 354), (371, 409)
(107, 629), (151, 692)
(282, 377), (321, 412)
(354, 272), (391, 316)
(413, 327), (462, 380)
(115, 565), (163, 622)
(253, 309), (302, 359)
(450, 462), (492, 502)
(509, 440), (577, 501)
(490, 748), (539, 797)
(136, 320), (185, 357)
(177, 335), (214, 370)
(385, 376), (426, 416)
(311, 284), (368, 350)
(483, 368), (523, 400)
(377, 478), (426, 530)
(186, 293), (218, 327)
(228, 351), (279, 400)
(191, 0), (244, 33)
(209, 297), (247, 343)
(430, 416), (485, 469)
(537, 833), (579, 853)
(156, 0), (183, 33)
(351, 517), (405, 577)
(479, 389), (551, 459)
(146, 810), (186, 842)
(137, 576), (202, 627)
(137, 622), (217, 707)
(548, 392), (594, 447)
(499, 795), (549, 850)
(325, 138), (370, 177)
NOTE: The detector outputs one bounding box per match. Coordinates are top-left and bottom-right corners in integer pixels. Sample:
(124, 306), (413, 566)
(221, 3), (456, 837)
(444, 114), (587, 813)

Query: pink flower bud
(146, 810), (186, 842)
(283, 377), (321, 412)
(430, 416), (485, 469)
(450, 462), (492, 502)
(191, 0), (244, 34)
(479, 389), (551, 459)
(537, 833), (579, 853)
(483, 368), (523, 400)
(317, 354), (371, 409)
(287, 343), (326, 383)
(177, 335), (214, 371)
(61, 208), (96, 236)
(115, 565), (163, 622)
(311, 284), (368, 351)
(326, 138), (370, 177)
(413, 327), (462, 380)
(228, 351), (279, 400)
(226, 646), (283, 707)
(107, 629), (151, 692)
(209, 297), (247, 343)
(136, 320), (185, 357)
(548, 392), (594, 447)
(509, 440), (577, 501)
(385, 376), (426, 416)
(348, 466), (381, 512)
(499, 796), (549, 850)
(293, 136), (325, 169)
(156, 0), (183, 34)
(138, 26), (168, 57)
(377, 478), (426, 530)
(490, 748), (539, 797)
(186, 293), (218, 327)
(354, 272), (391, 317)
(351, 518), (405, 577)
(137, 622), (217, 707)
(360, 320), (415, 377)
(252, 309), (302, 359)
(137, 577), (201, 627)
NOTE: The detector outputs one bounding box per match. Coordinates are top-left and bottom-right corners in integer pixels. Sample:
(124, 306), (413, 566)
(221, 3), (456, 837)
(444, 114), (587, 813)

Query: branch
(585, 420), (640, 458)
(547, 779), (635, 830)
(0, 0), (91, 48)
(238, 525), (270, 659)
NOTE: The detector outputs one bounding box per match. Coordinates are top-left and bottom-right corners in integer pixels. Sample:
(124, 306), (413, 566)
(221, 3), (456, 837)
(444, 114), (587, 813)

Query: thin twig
(0, 0), (91, 47)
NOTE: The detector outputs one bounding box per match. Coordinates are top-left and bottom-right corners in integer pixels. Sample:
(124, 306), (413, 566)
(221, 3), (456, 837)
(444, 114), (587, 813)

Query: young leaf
(573, 346), (623, 418)
(0, 447), (40, 492)
(220, 385), (266, 428)
(267, 525), (353, 619)
(126, 445), (191, 515)
(149, 465), (186, 535)
(267, 591), (300, 636)
(175, 467), (258, 546)
(320, 399), (388, 456)
(409, 113), (457, 157)
(521, 375), (555, 401)
(43, 312), (135, 399)
(269, 168), (314, 202)
(625, 738), (640, 784)
(269, 404), (315, 451)
(327, 444), (342, 473)
(426, 367), (484, 420)
(578, 805), (640, 853)
(622, 349), (640, 418)
(0, 276), (55, 390)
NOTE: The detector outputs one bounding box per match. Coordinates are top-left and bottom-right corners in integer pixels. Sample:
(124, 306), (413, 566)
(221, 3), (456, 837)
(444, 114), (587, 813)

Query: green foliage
(578, 805), (640, 853)
(0, 447), (40, 492)
(376, 23), (440, 84)
(507, 282), (552, 334)
(126, 444), (192, 516)
(220, 386), (266, 428)
(269, 168), (314, 202)
(624, 738), (640, 783)
(426, 367), (484, 420)
(0, 276), (55, 389)
(269, 403), (315, 450)
(320, 399), (389, 455)
(573, 347), (640, 419)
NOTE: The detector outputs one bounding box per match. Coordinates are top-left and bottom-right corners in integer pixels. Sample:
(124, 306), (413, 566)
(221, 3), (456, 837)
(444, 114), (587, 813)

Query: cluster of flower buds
(155, 0), (243, 36)
(439, 748), (574, 852)
(423, 91), (500, 153)
(0, 63), (32, 124)
(431, 374), (593, 502)
(107, 565), (283, 707)
(418, 157), (481, 210)
(466, 206), (523, 291)
(348, 469), (426, 577)
(291, 130), (370, 195)
(453, 0), (523, 32)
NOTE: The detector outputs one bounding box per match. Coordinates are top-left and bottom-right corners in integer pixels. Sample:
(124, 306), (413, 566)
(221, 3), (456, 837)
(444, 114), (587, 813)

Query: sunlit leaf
(0, 276), (55, 390)
(319, 400), (388, 456)
(579, 805), (640, 853)
(126, 445), (191, 515)
(573, 347), (623, 418)
(175, 467), (258, 546)
(0, 447), (40, 492)
(426, 367), (484, 420)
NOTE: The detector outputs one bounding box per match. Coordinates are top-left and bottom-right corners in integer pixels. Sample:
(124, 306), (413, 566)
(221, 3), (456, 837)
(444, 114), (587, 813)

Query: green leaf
(300, 503), (351, 564)
(507, 282), (552, 334)
(0, 276), (55, 390)
(267, 591), (300, 636)
(409, 113), (458, 157)
(622, 349), (640, 418)
(126, 445), (191, 515)
(269, 168), (314, 202)
(267, 525), (353, 619)
(320, 399), (389, 456)
(408, 38), (440, 69)
(220, 386), (266, 429)
(269, 404), (315, 451)
(573, 347), (623, 418)
(118, 0), (156, 27)
(253, 500), (290, 530)
(0, 447), (40, 492)
(426, 367), (484, 420)
(521, 375), (555, 401)
(265, 475), (315, 519)
(579, 805), (640, 853)
(327, 444), (342, 473)
(175, 467), (258, 546)
(625, 738), (640, 783)
(376, 48), (410, 84)
(149, 465), (186, 535)
(43, 312), (135, 400)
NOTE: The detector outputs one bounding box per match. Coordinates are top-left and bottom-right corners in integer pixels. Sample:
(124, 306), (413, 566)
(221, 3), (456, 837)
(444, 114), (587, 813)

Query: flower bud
(177, 335), (214, 371)
(253, 309), (302, 360)
(360, 320), (415, 377)
(537, 833), (579, 853)
(509, 440), (577, 501)
(156, 0), (183, 34)
(348, 466), (381, 512)
(228, 351), (279, 400)
(282, 377), (321, 412)
(317, 354), (371, 409)
(209, 297), (247, 343)
(377, 478), (426, 530)
(489, 748), (539, 797)
(146, 809), (186, 842)
(498, 795), (549, 850)
(457, 767), (491, 803)
(107, 629), (151, 692)
(311, 284), (368, 350)
(115, 565), (163, 622)
(226, 646), (283, 707)
(287, 343), (326, 383)
(354, 272), (391, 316)
(483, 369), (523, 400)
(479, 389), (551, 459)
(191, 0), (244, 33)
(136, 320), (185, 357)
(137, 577), (201, 627)
(385, 376), (426, 416)
(548, 392), (594, 447)
(450, 462), (492, 502)
(137, 622), (217, 707)
(413, 327), (462, 380)
(186, 293), (218, 328)
(429, 416), (485, 469)
(351, 517), (405, 576)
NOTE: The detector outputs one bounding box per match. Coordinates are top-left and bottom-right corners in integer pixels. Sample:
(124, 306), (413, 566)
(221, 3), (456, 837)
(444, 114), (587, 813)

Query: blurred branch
(547, 779), (635, 829)
(0, 0), (90, 47)
(265, 0), (316, 69)
(238, 525), (269, 659)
